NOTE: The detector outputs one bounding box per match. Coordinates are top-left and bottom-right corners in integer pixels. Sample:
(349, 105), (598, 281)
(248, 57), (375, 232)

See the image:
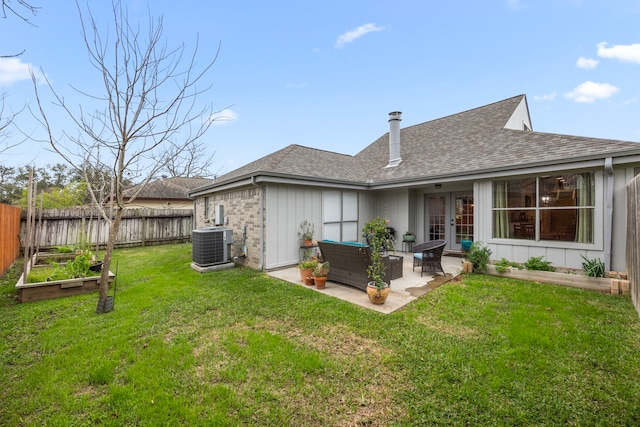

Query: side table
(402, 240), (414, 253)
(388, 255), (404, 280)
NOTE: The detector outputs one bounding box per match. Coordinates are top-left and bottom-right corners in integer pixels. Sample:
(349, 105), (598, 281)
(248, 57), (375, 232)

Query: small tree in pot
(362, 217), (390, 304)
(298, 220), (315, 246)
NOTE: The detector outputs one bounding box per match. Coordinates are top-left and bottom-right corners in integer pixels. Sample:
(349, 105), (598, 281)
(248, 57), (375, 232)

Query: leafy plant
(362, 217), (389, 289)
(465, 241), (492, 272)
(494, 257), (520, 273)
(47, 253), (94, 281)
(297, 259), (318, 270)
(581, 255), (605, 277)
(298, 220), (315, 241)
(27, 251), (100, 283)
(523, 256), (555, 272)
(312, 262), (330, 278)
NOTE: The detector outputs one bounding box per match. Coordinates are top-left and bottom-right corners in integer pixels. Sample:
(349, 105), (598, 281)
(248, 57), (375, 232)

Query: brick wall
(194, 186), (263, 269)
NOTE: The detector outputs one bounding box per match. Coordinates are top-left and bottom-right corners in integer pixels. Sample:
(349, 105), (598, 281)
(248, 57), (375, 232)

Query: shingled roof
(192, 94), (640, 193)
(124, 176), (213, 200)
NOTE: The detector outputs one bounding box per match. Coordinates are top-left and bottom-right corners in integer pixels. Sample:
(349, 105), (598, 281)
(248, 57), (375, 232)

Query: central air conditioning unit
(192, 227), (233, 266)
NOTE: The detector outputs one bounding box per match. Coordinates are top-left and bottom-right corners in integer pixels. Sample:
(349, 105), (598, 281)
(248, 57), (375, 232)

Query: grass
(1, 243), (639, 426)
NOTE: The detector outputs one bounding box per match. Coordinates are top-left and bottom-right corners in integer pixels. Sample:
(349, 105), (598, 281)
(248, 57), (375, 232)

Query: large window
(493, 173), (594, 243)
(322, 191), (359, 242)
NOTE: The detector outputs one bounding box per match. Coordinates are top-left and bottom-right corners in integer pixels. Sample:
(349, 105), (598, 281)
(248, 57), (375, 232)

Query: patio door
(425, 192), (474, 251)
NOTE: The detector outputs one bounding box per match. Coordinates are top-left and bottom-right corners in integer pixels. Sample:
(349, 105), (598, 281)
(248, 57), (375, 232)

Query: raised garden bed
(15, 252), (114, 303)
(483, 264), (628, 295)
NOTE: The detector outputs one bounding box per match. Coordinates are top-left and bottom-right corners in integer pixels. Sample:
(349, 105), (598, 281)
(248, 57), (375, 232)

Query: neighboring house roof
(190, 94), (640, 196)
(125, 176), (214, 201)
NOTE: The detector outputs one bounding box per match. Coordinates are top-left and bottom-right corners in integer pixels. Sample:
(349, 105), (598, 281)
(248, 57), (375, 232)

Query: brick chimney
(387, 111), (402, 167)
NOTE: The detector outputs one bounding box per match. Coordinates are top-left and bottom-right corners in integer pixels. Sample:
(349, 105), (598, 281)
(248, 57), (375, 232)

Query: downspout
(251, 176), (265, 270)
(604, 157), (614, 271)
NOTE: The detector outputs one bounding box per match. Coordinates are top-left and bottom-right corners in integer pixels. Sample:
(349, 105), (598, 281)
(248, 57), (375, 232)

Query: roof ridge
(399, 94), (526, 132)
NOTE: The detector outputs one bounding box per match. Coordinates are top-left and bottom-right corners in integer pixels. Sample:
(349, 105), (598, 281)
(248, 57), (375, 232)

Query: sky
(1, 0), (640, 178)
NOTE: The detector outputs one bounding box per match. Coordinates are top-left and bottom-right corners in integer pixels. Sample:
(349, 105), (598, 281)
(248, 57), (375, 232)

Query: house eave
(367, 151), (640, 190)
(188, 172), (370, 197)
(189, 150), (640, 196)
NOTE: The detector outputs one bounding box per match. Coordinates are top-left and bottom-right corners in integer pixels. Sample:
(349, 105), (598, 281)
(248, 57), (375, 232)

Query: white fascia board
(368, 158), (610, 190)
(255, 175), (369, 190)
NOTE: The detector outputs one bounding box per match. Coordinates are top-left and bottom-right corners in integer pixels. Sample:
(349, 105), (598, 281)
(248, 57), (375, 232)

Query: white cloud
(208, 108), (237, 125)
(334, 23), (385, 49)
(565, 81), (619, 103)
(534, 92), (557, 101)
(597, 42), (640, 64)
(0, 57), (38, 85)
(576, 57), (598, 69)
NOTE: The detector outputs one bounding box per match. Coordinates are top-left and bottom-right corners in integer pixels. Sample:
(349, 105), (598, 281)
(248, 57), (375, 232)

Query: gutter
(604, 157), (614, 271)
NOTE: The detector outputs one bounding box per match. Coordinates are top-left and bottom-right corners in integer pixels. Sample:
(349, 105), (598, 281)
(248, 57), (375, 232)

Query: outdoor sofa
(317, 240), (392, 291)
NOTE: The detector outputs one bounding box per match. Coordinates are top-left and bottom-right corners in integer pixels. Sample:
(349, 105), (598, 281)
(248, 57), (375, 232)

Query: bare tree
(0, 93), (26, 154)
(1, 0), (40, 57)
(1, 0), (39, 23)
(159, 140), (220, 178)
(33, 0), (219, 312)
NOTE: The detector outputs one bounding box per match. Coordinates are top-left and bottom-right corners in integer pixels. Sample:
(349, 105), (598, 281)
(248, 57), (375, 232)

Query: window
(492, 173), (594, 243)
(204, 196), (210, 219)
(322, 191), (359, 242)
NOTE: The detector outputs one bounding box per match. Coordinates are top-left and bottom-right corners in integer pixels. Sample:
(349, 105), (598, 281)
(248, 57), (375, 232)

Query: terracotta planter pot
(303, 276), (315, 286)
(303, 239), (313, 247)
(314, 276), (327, 289)
(366, 282), (390, 304)
(299, 268), (314, 282)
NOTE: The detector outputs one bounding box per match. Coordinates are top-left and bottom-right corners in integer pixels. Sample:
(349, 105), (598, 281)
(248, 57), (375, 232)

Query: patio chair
(412, 240), (447, 277)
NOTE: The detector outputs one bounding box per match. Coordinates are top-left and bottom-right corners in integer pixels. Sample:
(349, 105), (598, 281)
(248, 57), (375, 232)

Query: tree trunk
(97, 206), (122, 310)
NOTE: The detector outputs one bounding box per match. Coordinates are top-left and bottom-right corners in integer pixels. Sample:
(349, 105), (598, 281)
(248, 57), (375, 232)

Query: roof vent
(386, 111), (402, 168)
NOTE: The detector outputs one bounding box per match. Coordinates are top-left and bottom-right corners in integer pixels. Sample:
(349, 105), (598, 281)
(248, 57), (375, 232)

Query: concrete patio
(268, 253), (464, 314)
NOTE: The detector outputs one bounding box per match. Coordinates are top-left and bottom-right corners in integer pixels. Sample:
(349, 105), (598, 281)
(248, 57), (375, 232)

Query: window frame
(491, 172), (596, 244)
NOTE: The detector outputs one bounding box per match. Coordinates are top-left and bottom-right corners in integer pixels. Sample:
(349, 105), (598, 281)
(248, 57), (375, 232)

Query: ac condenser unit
(192, 227), (233, 266)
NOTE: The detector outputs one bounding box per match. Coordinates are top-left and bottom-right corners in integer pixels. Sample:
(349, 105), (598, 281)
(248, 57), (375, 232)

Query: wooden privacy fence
(627, 175), (640, 316)
(0, 204), (21, 275)
(20, 208), (194, 251)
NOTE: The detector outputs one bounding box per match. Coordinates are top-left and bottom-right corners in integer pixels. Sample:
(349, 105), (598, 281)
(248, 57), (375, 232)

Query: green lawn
(1, 243), (639, 426)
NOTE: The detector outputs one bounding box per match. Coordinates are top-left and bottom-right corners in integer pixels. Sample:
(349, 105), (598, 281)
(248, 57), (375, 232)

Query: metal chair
(412, 240), (447, 277)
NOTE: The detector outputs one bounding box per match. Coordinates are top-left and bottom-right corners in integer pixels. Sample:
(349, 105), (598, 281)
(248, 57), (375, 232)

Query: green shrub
(523, 256), (555, 272)
(581, 255), (605, 277)
(465, 241), (492, 272)
(297, 259), (318, 270)
(494, 257), (520, 273)
(26, 254), (95, 283)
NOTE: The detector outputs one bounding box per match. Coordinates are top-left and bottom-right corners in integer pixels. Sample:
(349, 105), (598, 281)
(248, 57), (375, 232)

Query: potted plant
(464, 241), (492, 272)
(298, 258), (318, 285)
(402, 231), (416, 242)
(460, 234), (473, 252)
(362, 217), (390, 304)
(298, 220), (315, 247)
(312, 261), (330, 289)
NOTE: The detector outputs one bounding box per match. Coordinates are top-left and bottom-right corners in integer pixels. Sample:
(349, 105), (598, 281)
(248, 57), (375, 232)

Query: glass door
(453, 192), (474, 250)
(425, 192), (474, 251)
(426, 195), (448, 242)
